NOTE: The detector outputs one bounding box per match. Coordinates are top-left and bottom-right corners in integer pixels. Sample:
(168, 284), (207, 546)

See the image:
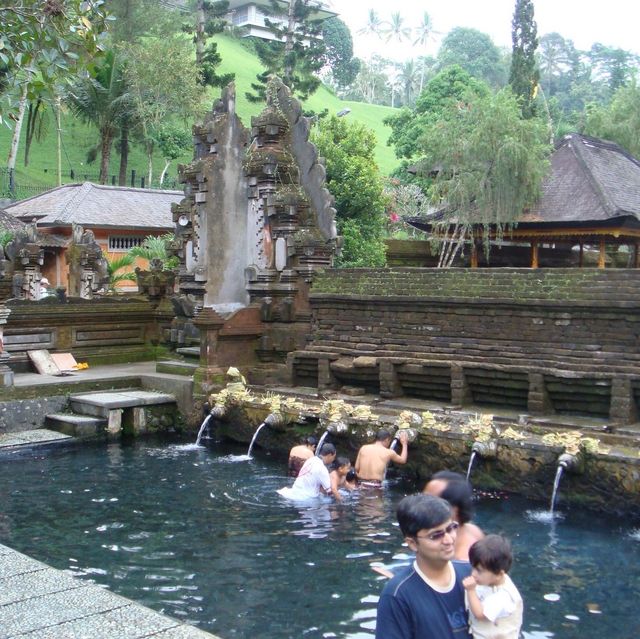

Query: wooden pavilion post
(470, 241), (478, 268)
(530, 241), (539, 268)
(635, 243), (639, 268)
(579, 242), (584, 268)
(598, 238), (606, 268)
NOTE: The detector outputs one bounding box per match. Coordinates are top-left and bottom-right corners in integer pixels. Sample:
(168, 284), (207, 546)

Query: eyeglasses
(415, 522), (460, 542)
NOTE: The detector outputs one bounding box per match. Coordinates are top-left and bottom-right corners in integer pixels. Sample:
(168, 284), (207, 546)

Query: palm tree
(398, 60), (419, 107)
(359, 9), (384, 38)
(66, 51), (132, 184)
(128, 234), (179, 270)
(106, 254), (136, 291)
(413, 12), (439, 93)
(383, 12), (410, 43)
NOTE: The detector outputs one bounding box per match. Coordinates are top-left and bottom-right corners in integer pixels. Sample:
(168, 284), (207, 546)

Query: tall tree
(584, 79), (640, 157)
(123, 36), (204, 185)
(538, 33), (572, 96)
(509, 0), (540, 118)
(311, 115), (387, 267)
(247, 0), (327, 102)
(321, 17), (360, 90)
(358, 9), (383, 39)
(414, 12), (438, 93)
(383, 12), (410, 43)
(418, 88), (551, 250)
(438, 27), (507, 88)
(66, 51), (132, 184)
(588, 44), (640, 94)
(385, 65), (490, 160)
(183, 0), (234, 89)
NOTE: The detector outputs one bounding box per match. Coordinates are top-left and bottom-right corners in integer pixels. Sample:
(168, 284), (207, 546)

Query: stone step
(176, 347), (200, 360)
(45, 413), (107, 437)
(156, 360), (198, 376)
(70, 390), (176, 418)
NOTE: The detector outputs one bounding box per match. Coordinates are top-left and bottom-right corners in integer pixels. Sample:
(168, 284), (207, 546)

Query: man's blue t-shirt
(375, 561), (472, 639)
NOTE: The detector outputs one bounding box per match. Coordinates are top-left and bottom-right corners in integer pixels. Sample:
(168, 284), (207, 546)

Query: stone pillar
(527, 372), (552, 414)
(379, 359), (402, 398)
(317, 358), (336, 391)
(0, 305), (13, 387)
(193, 307), (228, 396)
(609, 377), (637, 426)
(450, 363), (471, 406)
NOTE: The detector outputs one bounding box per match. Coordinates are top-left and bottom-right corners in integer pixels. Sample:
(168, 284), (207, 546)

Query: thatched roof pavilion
(406, 133), (640, 268)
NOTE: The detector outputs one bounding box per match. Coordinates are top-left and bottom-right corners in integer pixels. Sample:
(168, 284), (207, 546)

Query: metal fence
(0, 167), (181, 201)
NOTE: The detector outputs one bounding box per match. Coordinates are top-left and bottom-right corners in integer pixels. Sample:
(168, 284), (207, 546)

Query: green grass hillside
(0, 33), (399, 198)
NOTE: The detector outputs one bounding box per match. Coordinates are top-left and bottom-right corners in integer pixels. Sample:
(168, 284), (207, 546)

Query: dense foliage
(385, 66), (490, 160)
(419, 88), (551, 244)
(0, 0), (110, 123)
(311, 115), (387, 267)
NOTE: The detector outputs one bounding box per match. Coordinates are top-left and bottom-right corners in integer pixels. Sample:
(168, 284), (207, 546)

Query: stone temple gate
(169, 77), (339, 392)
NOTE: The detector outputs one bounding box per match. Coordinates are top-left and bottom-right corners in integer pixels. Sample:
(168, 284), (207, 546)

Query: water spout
(549, 464), (564, 514)
(195, 405), (226, 446)
(246, 413), (283, 457)
(195, 414), (213, 447)
(466, 440), (498, 481)
(315, 429), (331, 456)
(465, 450), (477, 482)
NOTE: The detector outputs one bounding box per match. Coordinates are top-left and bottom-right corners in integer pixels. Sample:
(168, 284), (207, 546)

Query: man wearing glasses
(375, 494), (472, 639)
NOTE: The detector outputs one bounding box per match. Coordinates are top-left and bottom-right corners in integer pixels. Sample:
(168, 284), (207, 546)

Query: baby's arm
(462, 576), (488, 621)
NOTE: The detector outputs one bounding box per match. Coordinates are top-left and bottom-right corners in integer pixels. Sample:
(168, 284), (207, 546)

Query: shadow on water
(0, 438), (638, 639)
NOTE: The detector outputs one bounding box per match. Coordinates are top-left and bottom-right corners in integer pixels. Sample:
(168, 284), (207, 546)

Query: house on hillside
(2, 182), (182, 289)
(395, 133), (640, 268)
(227, 0), (336, 40)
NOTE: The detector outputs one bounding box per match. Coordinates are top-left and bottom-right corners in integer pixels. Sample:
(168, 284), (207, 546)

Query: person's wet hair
(397, 494), (452, 538)
(333, 456), (351, 470)
(305, 435), (317, 447)
(320, 442), (336, 456)
(468, 534), (513, 574)
(428, 471), (474, 525)
(376, 428), (391, 442)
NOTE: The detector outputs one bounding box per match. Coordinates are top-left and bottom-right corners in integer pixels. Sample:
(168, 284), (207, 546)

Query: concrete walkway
(0, 543), (220, 639)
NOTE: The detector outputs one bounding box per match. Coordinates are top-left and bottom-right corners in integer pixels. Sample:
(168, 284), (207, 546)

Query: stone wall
(290, 268), (640, 423)
(4, 297), (167, 372)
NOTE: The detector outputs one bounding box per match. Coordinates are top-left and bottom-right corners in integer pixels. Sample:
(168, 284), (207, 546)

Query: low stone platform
(70, 390), (176, 417)
(0, 543), (220, 639)
(0, 429), (72, 453)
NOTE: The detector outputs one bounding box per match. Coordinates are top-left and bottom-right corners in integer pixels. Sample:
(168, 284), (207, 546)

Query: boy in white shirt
(462, 534), (523, 639)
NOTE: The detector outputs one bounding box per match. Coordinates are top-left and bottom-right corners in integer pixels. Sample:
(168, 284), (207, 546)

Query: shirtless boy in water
(355, 428), (408, 485)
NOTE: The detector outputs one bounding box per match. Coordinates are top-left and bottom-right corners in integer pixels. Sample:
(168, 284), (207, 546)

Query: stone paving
(0, 429), (72, 451)
(0, 544), (220, 639)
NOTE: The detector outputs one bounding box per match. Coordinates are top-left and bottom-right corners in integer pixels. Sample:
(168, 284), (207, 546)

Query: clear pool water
(0, 438), (638, 639)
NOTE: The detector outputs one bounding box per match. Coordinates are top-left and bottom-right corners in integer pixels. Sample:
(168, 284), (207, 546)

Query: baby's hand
(462, 576), (477, 590)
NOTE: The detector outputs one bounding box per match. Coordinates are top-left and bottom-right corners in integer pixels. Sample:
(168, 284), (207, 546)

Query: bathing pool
(0, 438), (638, 638)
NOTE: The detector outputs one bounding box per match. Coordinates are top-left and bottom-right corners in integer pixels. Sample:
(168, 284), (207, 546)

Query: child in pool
(330, 457), (357, 495)
(462, 534), (523, 639)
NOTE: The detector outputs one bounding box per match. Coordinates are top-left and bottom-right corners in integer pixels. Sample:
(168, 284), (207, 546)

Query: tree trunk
(23, 98), (42, 167)
(146, 140), (154, 186)
(283, 0), (297, 84)
(159, 159), (171, 186)
(55, 96), (62, 186)
(99, 129), (113, 184)
(196, 0), (205, 66)
(7, 85), (28, 171)
(118, 120), (129, 186)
